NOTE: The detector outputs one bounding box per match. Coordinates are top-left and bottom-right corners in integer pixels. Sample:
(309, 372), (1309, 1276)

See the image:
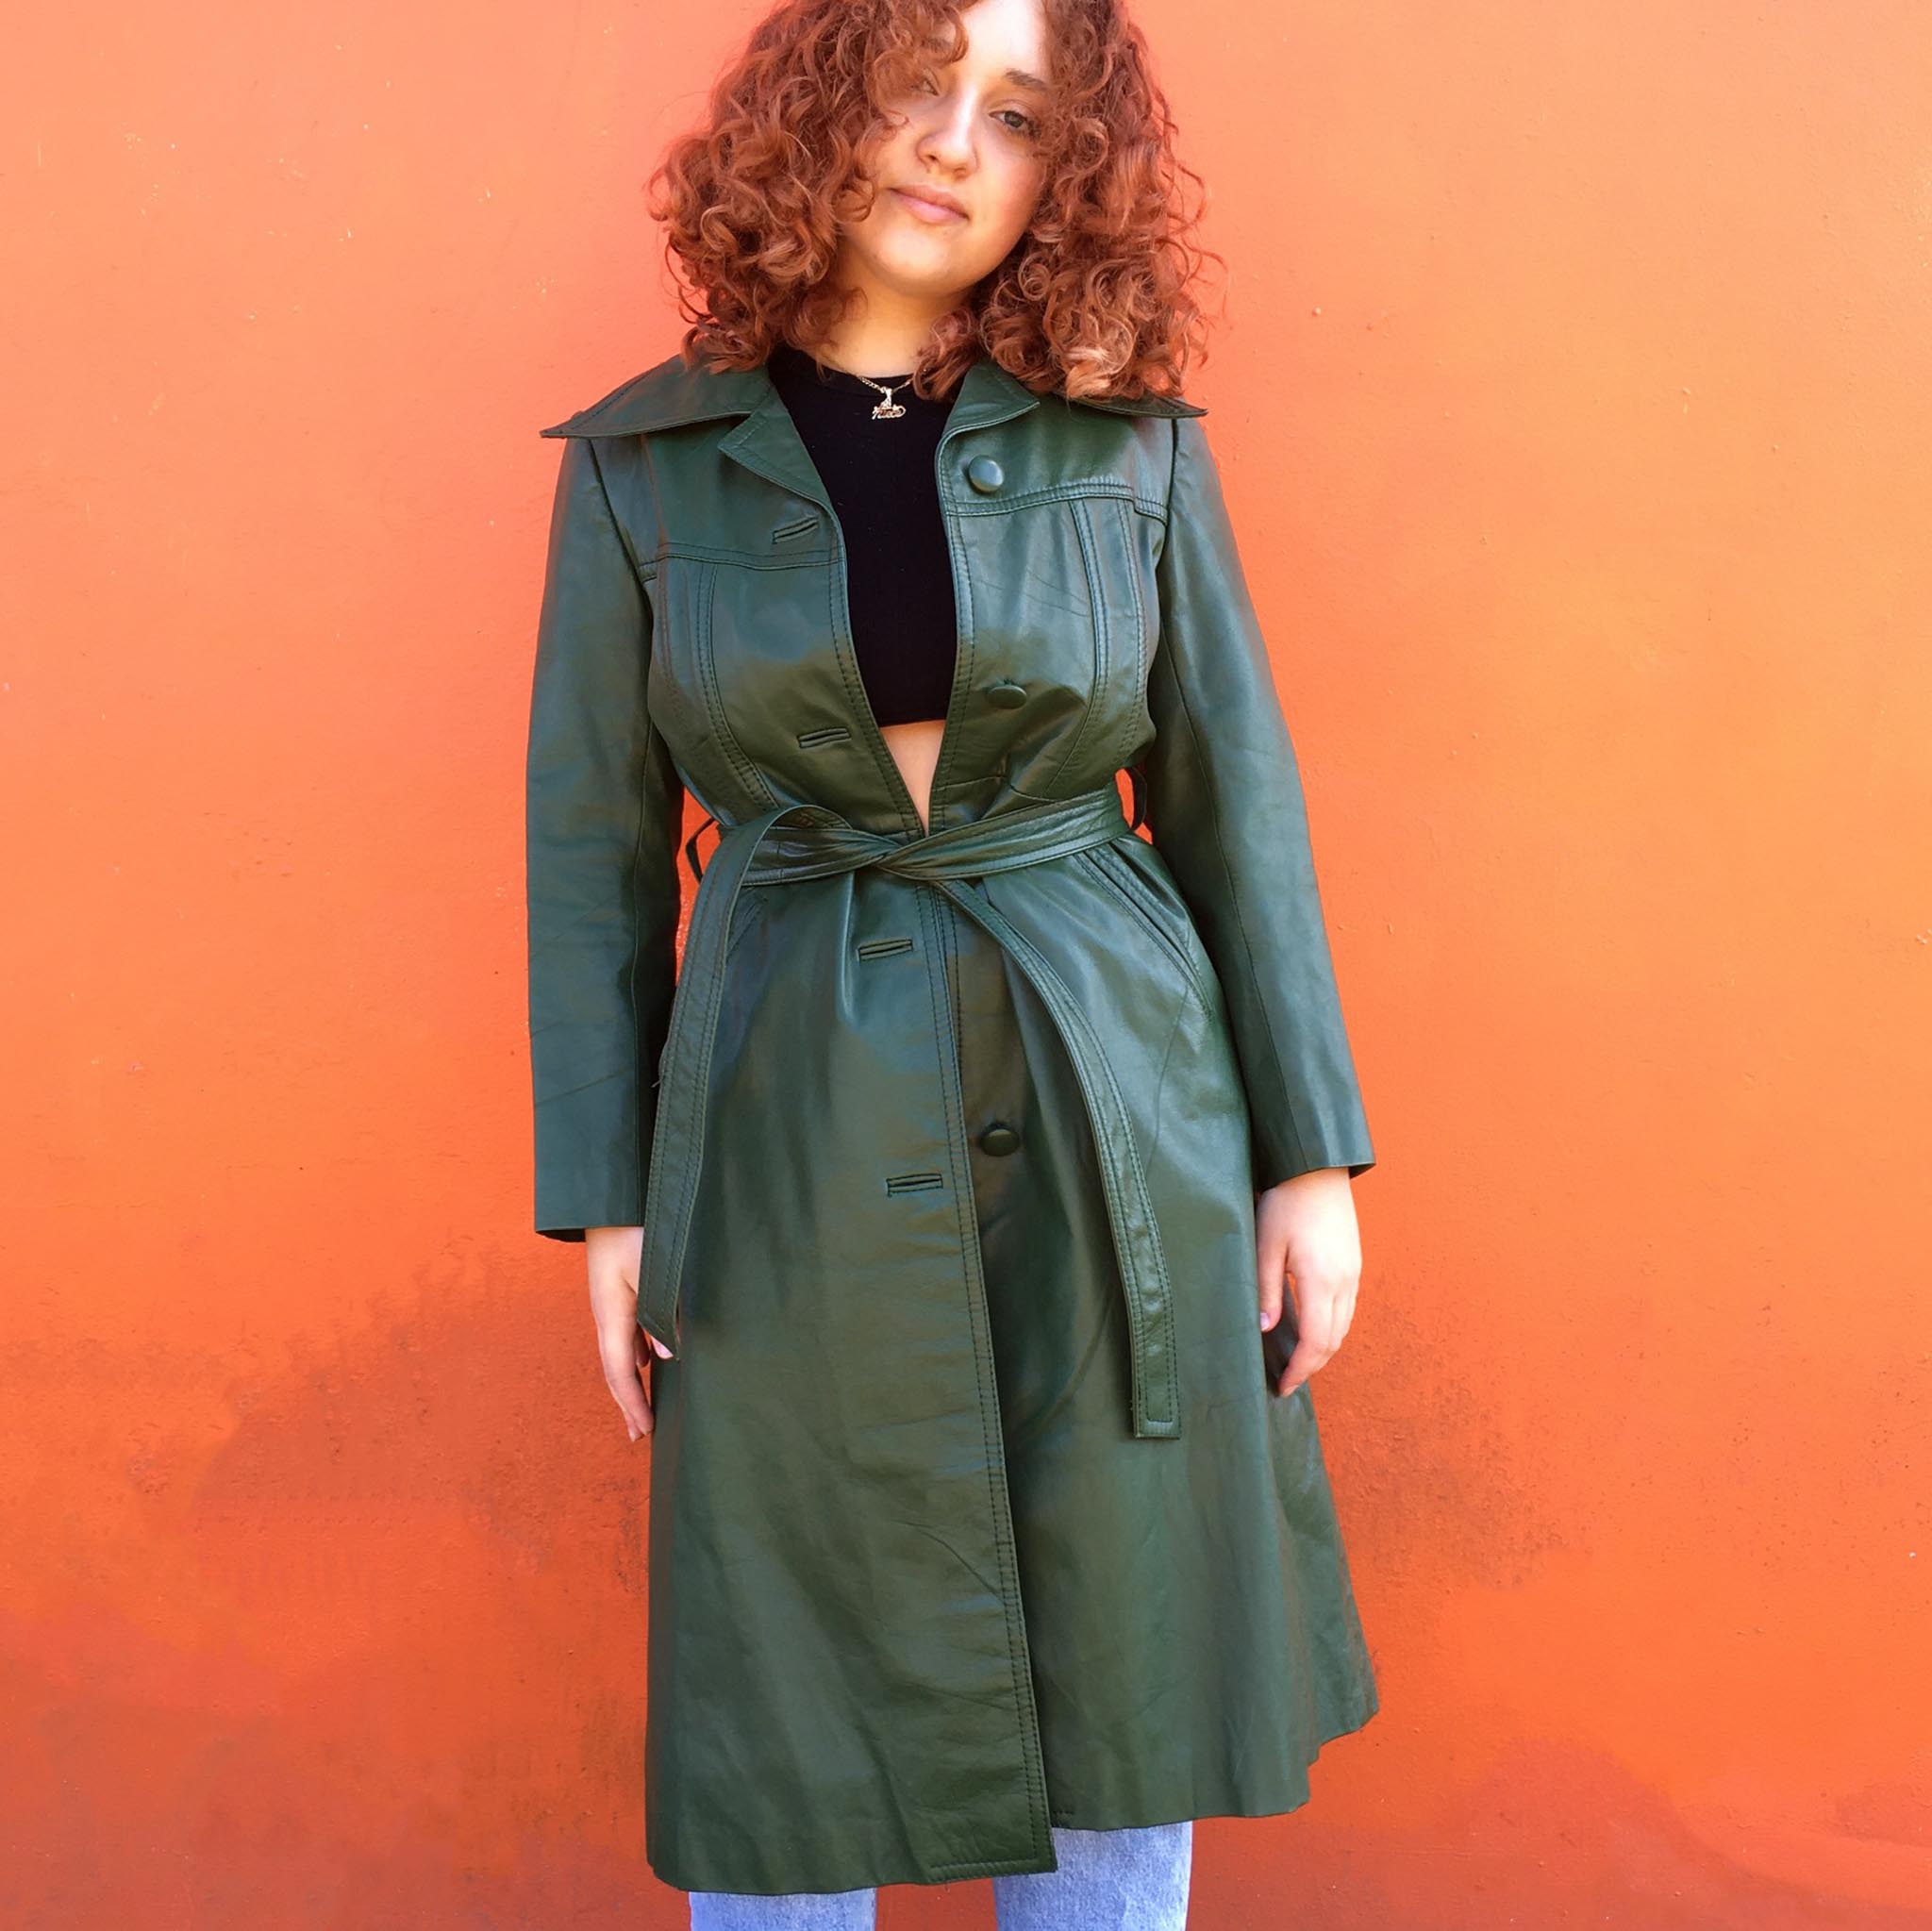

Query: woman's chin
(853, 246), (992, 304)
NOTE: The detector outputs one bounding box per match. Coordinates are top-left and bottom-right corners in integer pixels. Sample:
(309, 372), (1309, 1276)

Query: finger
(614, 1336), (660, 1444)
(600, 1338), (654, 1440)
(1255, 1204), (1289, 1333)
(1293, 1277), (1345, 1357)
(1275, 1333), (1326, 1398)
(609, 1374), (653, 1441)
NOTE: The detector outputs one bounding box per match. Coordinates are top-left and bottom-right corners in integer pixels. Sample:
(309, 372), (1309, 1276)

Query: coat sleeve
(1141, 411), (1375, 1190)
(525, 434), (687, 1241)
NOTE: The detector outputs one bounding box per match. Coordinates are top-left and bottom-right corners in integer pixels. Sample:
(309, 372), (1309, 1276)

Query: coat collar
(537, 348), (1206, 441)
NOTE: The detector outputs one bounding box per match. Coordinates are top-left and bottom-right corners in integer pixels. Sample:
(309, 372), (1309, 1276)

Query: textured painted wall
(5, 0), (1928, 1924)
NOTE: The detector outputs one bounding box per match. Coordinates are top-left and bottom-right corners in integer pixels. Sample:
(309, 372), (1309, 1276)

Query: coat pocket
(722, 882), (774, 962)
(1079, 837), (1218, 1013)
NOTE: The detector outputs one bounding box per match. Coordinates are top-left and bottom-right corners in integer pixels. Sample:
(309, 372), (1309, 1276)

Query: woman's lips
(891, 187), (967, 224)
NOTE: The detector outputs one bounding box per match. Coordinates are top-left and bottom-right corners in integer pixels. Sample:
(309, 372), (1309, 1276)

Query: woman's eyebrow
(1003, 67), (1050, 92)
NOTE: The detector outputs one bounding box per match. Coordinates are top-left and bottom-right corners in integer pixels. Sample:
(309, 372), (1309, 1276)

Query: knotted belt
(636, 781), (1182, 1441)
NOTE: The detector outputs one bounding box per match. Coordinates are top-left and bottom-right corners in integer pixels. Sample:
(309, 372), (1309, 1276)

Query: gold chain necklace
(849, 372), (909, 421)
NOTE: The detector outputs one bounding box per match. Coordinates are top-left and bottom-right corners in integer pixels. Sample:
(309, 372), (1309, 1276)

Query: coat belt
(635, 783), (1183, 1441)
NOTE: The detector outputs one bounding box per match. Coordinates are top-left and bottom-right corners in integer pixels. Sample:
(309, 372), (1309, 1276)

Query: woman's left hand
(1255, 1169), (1362, 1397)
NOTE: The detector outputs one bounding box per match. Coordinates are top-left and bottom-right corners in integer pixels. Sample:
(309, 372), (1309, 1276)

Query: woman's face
(838, 0), (1053, 310)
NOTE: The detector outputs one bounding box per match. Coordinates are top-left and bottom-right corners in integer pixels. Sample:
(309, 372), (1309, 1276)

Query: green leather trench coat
(524, 346), (1380, 1896)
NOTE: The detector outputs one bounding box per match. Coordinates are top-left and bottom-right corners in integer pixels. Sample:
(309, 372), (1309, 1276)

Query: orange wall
(6, 1), (1928, 1924)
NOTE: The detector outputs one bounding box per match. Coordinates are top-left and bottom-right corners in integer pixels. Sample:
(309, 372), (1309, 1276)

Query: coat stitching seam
(1108, 496), (1148, 773)
(585, 440), (653, 1219)
(1041, 495), (1108, 794)
(916, 887), (1052, 1852)
(950, 481), (1162, 515)
(657, 545), (824, 570)
(693, 562), (777, 809)
(941, 482), (977, 816)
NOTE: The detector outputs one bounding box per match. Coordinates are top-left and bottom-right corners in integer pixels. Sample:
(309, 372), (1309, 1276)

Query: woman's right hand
(586, 1224), (672, 1441)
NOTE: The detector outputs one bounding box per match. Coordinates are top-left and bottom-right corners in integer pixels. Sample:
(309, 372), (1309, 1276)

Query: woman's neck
(807, 281), (962, 380)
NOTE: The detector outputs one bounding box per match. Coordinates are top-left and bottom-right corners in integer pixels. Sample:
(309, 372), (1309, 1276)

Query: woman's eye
(996, 108), (1040, 137)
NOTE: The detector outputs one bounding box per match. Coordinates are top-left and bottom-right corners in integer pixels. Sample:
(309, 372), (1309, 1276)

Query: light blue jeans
(687, 1821), (1193, 1929)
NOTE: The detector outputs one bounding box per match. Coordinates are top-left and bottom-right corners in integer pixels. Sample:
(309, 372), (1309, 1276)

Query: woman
(525, 0), (1380, 1922)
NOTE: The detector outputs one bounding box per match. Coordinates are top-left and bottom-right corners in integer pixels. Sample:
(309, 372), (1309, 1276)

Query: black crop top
(766, 340), (960, 726)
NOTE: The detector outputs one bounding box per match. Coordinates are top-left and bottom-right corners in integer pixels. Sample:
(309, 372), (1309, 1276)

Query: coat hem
(647, 1689), (1381, 1895)
(1046, 1682), (1381, 1832)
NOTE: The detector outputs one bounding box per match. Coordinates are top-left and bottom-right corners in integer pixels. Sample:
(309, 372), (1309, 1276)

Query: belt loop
(683, 812), (718, 886)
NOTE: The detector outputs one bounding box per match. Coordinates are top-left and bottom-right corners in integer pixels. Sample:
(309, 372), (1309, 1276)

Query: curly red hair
(643, 0), (1224, 404)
